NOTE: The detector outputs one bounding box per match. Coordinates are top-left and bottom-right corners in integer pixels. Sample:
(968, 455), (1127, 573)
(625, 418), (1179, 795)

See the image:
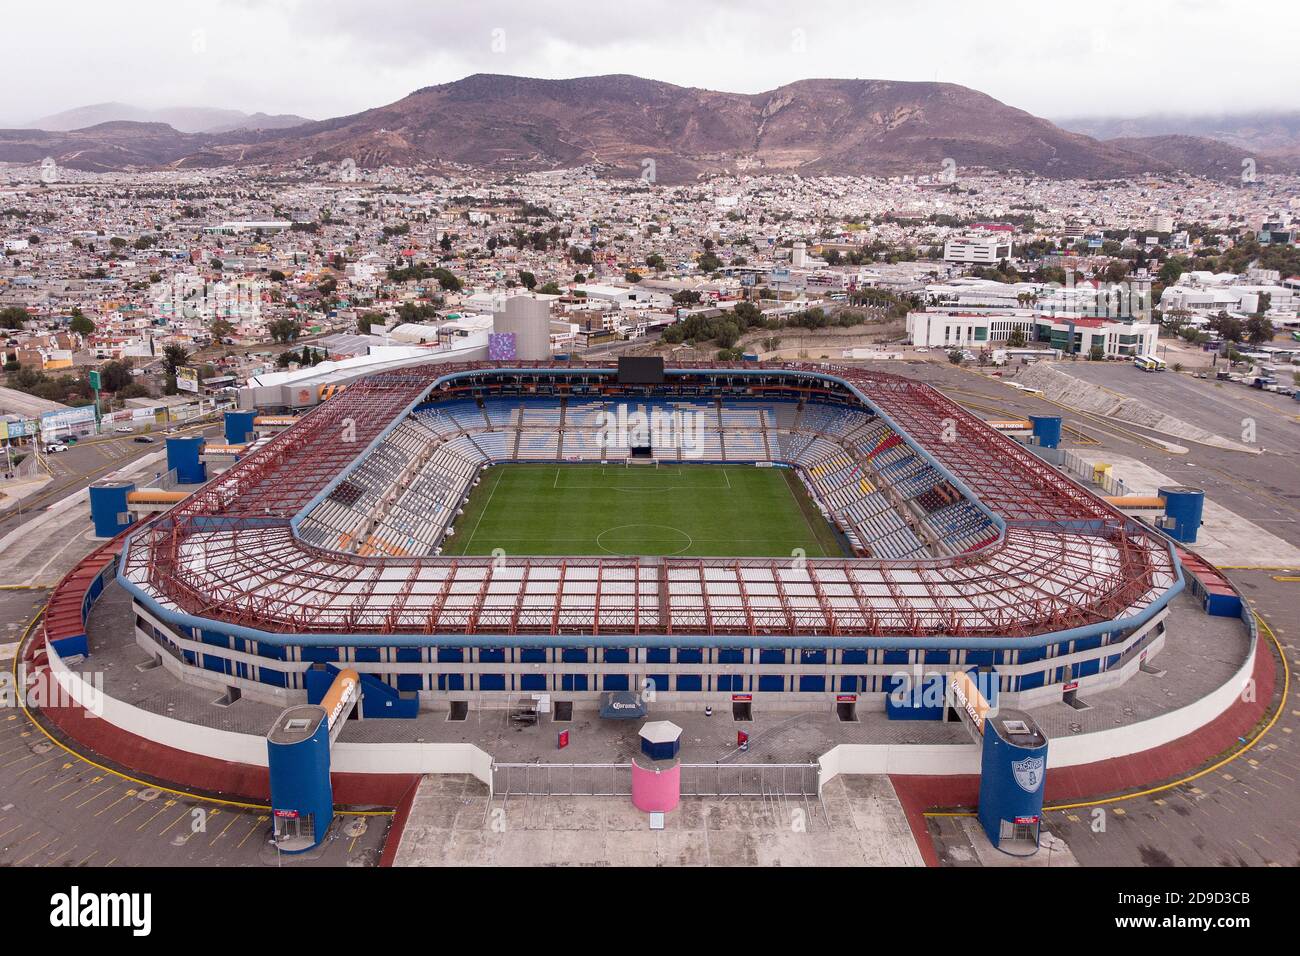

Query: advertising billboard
(39, 405), (96, 439)
(176, 366), (200, 394)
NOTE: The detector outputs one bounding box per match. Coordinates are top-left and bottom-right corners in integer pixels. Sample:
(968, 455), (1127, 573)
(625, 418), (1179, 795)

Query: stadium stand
(299, 392), (993, 558)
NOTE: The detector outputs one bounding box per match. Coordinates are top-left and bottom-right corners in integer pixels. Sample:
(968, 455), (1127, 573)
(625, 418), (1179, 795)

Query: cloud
(3, 0), (1297, 124)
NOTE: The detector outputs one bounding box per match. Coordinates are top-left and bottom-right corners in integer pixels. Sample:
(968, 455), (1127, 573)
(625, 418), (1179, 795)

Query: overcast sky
(5, 0), (1297, 124)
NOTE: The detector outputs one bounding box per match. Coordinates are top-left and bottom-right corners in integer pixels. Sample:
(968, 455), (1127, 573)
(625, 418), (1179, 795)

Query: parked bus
(1134, 354), (1166, 371)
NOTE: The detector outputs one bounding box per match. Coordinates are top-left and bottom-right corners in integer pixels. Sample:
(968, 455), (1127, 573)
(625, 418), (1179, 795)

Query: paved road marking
(159, 806), (191, 836)
(93, 791), (133, 817)
(74, 786), (114, 809)
(137, 805), (170, 832)
(15, 835), (58, 865)
(209, 811), (240, 847)
(236, 815), (267, 849)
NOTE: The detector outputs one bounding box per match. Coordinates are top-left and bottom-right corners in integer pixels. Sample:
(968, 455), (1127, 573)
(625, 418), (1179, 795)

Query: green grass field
(441, 464), (845, 558)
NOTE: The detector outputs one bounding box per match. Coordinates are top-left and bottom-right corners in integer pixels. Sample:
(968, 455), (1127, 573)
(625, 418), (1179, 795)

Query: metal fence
(493, 762), (631, 798)
(681, 762), (821, 798)
(490, 761), (821, 799)
(1061, 449), (1130, 497)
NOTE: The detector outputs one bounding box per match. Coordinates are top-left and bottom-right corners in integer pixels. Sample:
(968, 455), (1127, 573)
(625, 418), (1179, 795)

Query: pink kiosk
(632, 720), (683, 812)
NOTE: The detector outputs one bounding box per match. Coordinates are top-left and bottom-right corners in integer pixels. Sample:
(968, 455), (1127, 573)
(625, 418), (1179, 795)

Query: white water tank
(493, 295), (552, 360)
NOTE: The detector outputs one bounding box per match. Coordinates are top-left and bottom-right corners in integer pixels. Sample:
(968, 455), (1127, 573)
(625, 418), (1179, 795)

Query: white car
(44, 443), (68, 453)
(114, 426), (133, 434)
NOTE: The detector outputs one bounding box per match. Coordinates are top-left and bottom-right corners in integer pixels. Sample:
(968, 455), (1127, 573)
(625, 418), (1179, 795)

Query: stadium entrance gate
(490, 761), (820, 799)
(488, 761), (827, 826)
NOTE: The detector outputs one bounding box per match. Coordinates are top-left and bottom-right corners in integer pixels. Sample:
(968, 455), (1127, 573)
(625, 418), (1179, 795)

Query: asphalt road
(0, 420), (224, 538)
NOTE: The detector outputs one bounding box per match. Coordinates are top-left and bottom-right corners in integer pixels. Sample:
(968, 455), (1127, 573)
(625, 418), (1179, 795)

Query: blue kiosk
(166, 435), (206, 484)
(88, 480), (136, 538)
(266, 668), (359, 852)
(1158, 486), (1205, 543)
(977, 709), (1049, 855)
(1029, 415), (1063, 450)
(224, 410), (256, 445)
(948, 670), (1049, 855)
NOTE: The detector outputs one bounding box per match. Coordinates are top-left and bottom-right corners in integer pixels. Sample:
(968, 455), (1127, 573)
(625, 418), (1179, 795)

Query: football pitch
(441, 464), (846, 558)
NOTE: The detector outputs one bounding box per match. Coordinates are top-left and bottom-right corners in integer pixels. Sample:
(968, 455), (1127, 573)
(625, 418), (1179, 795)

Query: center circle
(596, 524), (693, 556)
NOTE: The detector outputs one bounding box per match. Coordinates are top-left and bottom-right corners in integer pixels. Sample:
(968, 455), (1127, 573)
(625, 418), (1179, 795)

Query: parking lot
(0, 704), (390, 867)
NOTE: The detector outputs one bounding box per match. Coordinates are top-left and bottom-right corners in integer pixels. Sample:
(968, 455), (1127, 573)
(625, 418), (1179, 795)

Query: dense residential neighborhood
(3, 159), (1297, 444)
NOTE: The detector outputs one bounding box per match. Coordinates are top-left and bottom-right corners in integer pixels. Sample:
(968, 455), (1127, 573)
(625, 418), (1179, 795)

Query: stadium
(28, 357), (1273, 857)
(98, 358), (1183, 710)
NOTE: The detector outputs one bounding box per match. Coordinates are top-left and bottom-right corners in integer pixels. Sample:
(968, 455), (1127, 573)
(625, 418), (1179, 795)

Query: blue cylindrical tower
(978, 710), (1048, 855)
(224, 410), (256, 445)
(166, 435), (206, 484)
(1159, 486), (1204, 543)
(88, 481), (135, 538)
(1029, 415), (1063, 450)
(266, 705), (334, 853)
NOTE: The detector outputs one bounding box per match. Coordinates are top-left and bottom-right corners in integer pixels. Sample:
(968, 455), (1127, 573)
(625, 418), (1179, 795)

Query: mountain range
(2, 75), (1295, 181)
(19, 102), (313, 135)
(1059, 111), (1300, 158)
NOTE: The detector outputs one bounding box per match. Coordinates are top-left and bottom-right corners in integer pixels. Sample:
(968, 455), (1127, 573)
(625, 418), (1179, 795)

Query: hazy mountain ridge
(19, 102), (313, 135)
(2, 76), (1293, 180)
(1059, 111), (1300, 157)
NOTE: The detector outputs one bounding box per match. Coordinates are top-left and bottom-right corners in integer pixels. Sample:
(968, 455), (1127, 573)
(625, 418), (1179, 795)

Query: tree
(948, 349), (964, 365)
(1007, 329), (1026, 348)
(357, 312), (383, 334)
(210, 317), (235, 342)
(267, 319), (301, 344)
(518, 270), (537, 290)
(1089, 343), (1105, 361)
(1163, 307), (1192, 335)
(698, 251), (722, 272)
(99, 360), (133, 392)
(625, 270), (643, 284)
(431, 268), (462, 292)
(1209, 311), (1244, 343)
(538, 282), (562, 295)
(1245, 315), (1274, 346)
(439, 233), (452, 253)
(276, 351), (295, 368)
(645, 253), (665, 272)
(68, 309), (95, 336)
(0, 306), (29, 329)
(161, 344), (190, 377)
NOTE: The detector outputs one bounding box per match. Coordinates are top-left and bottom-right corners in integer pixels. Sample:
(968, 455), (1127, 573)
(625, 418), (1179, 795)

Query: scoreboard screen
(617, 356), (665, 385)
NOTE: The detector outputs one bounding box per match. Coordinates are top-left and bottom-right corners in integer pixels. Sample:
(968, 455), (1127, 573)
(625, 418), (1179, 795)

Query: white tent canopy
(638, 720), (683, 745)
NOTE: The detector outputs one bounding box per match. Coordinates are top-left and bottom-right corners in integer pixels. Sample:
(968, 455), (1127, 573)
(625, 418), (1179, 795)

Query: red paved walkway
(892, 633), (1278, 866)
(35, 690), (420, 810)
